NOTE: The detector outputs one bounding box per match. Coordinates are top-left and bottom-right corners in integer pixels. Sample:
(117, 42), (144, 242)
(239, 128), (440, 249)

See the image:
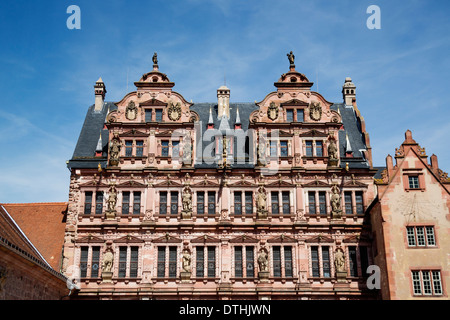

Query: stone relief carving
(330, 184), (342, 218)
(182, 248), (191, 273)
(109, 135), (121, 166)
(256, 186), (268, 219)
(102, 249), (114, 274)
(168, 101), (182, 121)
(309, 102), (322, 121)
(107, 185), (118, 213)
(267, 102), (279, 121)
(257, 248), (269, 272)
(334, 248), (346, 273)
(125, 101), (138, 120)
(181, 186), (192, 219)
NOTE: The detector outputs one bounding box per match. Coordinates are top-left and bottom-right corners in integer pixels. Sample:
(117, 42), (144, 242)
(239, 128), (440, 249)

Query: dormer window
(285, 108), (304, 122)
(155, 109), (163, 122)
(125, 141), (133, 157)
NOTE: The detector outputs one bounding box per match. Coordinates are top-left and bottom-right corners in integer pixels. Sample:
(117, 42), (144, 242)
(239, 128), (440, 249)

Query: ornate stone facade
(62, 53), (382, 300)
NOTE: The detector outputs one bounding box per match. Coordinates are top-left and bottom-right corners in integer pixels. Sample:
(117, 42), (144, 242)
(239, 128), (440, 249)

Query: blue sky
(1, 0), (449, 203)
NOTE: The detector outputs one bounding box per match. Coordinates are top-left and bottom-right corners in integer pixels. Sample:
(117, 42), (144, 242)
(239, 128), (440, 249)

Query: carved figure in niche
(257, 248), (269, 272)
(125, 101), (138, 120)
(268, 102), (279, 121)
(168, 101), (182, 121)
(181, 187), (192, 219)
(182, 249), (191, 273)
(330, 184), (342, 218)
(328, 139), (339, 161)
(107, 185), (118, 212)
(309, 102), (322, 121)
(287, 51), (295, 65)
(109, 135), (121, 166)
(334, 248), (346, 273)
(102, 250), (114, 273)
(256, 186), (268, 219)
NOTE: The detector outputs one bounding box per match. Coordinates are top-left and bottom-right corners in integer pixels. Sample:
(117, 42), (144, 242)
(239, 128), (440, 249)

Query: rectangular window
(270, 141), (277, 157)
(208, 192), (216, 215)
(311, 246), (320, 277)
(155, 109), (163, 122)
(95, 192), (103, 215)
(122, 191), (130, 215)
(409, 176), (420, 189)
(407, 227), (416, 246)
(286, 109), (294, 122)
(157, 247), (166, 278)
(207, 247), (216, 278)
(296, 109), (304, 122)
(416, 227), (426, 246)
(234, 246), (243, 278)
(145, 109), (153, 122)
(136, 140), (144, 157)
(80, 247), (89, 278)
(169, 247), (177, 278)
(412, 271), (422, 295)
(245, 191), (253, 215)
(234, 191), (242, 215)
(125, 141), (133, 157)
(426, 227), (436, 246)
(344, 191), (353, 215)
(282, 191), (290, 215)
(284, 246), (293, 278)
(412, 270), (443, 296)
(316, 141), (323, 157)
(133, 192), (141, 215)
(273, 246), (281, 277)
(305, 141), (313, 157)
(171, 191), (179, 215)
(84, 192), (93, 215)
(355, 192), (364, 214)
(160, 192), (167, 215)
(130, 247), (139, 278)
(319, 191), (326, 215)
(271, 192), (279, 215)
(161, 140), (169, 157)
(308, 192), (316, 215)
(360, 246), (369, 277)
(432, 271), (443, 295)
(196, 247), (204, 278)
(407, 226), (436, 247)
(280, 141), (288, 157)
(246, 247), (255, 278)
(322, 246), (330, 278)
(349, 246), (358, 277)
(118, 247), (127, 278)
(197, 192), (205, 216)
(91, 246), (100, 278)
(172, 141), (180, 158)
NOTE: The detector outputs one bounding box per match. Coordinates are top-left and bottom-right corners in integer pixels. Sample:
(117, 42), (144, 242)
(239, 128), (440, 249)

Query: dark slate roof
(331, 103), (371, 169)
(190, 103), (259, 169)
(68, 101), (371, 170)
(374, 166), (386, 179)
(68, 102), (117, 169)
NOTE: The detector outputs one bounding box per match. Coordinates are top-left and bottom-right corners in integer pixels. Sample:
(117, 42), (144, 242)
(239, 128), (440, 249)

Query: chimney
(217, 85), (230, 118)
(342, 77), (356, 106)
(430, 154), (439, 173)
(94, 77), (106, 111)
(386, 154), (394, 177)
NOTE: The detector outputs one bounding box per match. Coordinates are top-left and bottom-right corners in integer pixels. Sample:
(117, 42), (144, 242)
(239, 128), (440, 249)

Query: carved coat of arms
(168, 102), (182, 121)
(267, 102), (279, 121)
(309, 102), (322, 121)
(125, 101), (138, 120)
